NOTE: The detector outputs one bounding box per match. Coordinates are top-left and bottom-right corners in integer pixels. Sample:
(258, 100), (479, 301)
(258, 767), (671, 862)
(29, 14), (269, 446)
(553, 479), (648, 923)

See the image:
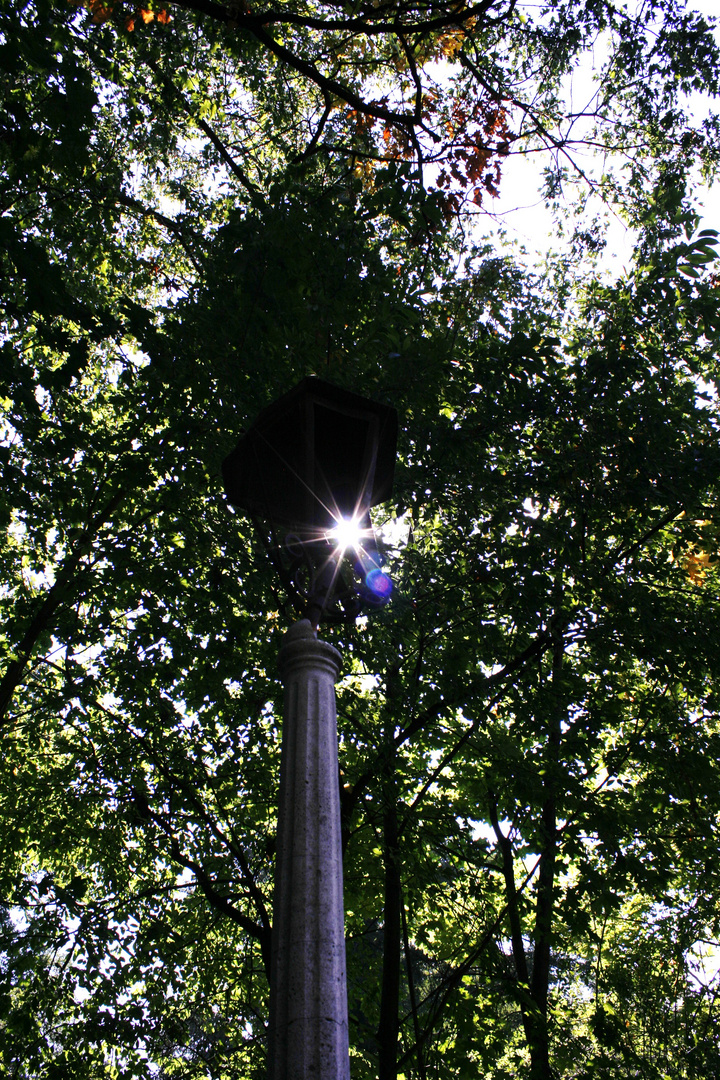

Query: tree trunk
(377, 756), (401, 1080)
(528, 635), (564, 1080)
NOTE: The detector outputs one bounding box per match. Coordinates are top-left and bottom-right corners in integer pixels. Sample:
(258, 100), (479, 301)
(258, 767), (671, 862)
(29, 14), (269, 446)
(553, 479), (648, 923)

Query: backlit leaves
(2, 0), (720, 1077)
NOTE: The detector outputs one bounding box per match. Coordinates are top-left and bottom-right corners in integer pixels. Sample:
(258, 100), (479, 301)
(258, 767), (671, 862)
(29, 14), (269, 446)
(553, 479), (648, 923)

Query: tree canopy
(2, 0), (720, 1076)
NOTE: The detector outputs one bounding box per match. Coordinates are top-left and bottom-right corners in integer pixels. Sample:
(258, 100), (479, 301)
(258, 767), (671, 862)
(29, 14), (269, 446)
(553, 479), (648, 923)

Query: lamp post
(222, 377), (397, 1080)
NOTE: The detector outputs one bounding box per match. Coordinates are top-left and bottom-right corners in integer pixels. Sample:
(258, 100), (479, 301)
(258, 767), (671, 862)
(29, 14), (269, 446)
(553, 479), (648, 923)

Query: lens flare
(329, 516), (363, 552)
(328, 514), (394, 607)
(365, 567), (393, 600)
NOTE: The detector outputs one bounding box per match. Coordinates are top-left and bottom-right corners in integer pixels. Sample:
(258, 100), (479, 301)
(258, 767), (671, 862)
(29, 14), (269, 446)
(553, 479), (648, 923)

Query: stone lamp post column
(267, 618), (350, 1080)
(221, 378), (398, 1078)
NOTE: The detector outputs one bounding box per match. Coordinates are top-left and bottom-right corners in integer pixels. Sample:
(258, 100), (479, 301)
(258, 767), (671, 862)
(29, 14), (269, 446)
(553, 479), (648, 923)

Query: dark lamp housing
(221, 377), (397, 533)
(221, 377), (398, 622)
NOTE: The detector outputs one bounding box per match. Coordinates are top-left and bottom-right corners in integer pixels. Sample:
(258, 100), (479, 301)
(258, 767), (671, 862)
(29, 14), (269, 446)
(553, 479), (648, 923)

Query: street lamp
(222, 376), (398, 1080)
(222, 375), (397, 625)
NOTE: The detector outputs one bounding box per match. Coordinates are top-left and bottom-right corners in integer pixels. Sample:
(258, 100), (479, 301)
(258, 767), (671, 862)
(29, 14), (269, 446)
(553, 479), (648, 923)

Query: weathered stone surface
(268, 619), (350, 1080)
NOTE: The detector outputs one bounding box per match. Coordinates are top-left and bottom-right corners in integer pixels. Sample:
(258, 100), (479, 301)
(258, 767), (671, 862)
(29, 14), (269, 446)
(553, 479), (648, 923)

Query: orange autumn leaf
(90, 0), (113, 22)
(682, 550), (715, 583)
(139, 8), (154, 22)
(156, 8), (170, 22)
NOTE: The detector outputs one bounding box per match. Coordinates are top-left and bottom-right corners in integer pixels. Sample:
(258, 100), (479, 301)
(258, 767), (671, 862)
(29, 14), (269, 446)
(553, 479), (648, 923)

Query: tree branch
(341, 630), (551, 838)
(139, 53), (266, 209)
(292, 92), (334, 163)
(459, 49), (601, 196)
(115, 191), (206, 272)
(0, 489), (124, 726)
(168, 0), (506, 39)
(397, 851), (542, 1070)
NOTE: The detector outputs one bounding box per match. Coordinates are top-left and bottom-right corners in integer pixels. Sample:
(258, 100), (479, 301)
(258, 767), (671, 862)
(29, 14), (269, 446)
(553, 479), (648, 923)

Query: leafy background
(1, 0), (720, 1076)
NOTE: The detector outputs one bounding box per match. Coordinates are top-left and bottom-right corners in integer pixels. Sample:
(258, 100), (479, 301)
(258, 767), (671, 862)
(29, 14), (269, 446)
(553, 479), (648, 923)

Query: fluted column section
(268, 618), (350, 1080)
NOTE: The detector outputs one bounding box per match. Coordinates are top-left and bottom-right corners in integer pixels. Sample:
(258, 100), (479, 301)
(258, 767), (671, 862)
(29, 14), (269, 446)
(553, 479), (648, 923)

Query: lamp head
(222, 377), (398, 622)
